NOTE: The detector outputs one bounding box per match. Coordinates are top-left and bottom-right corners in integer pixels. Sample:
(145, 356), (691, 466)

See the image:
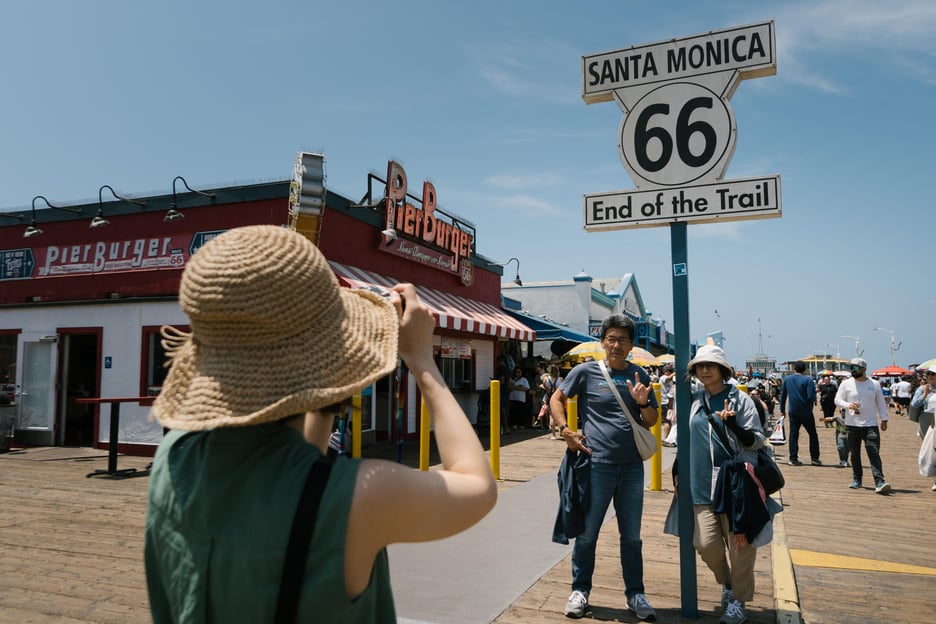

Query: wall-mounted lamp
(25, 195), (82, 237)
(93, 185), (146, 228)
(167, 176), (216, 221)
(493, 257), (523, 286)
(24, 196), (79, 238)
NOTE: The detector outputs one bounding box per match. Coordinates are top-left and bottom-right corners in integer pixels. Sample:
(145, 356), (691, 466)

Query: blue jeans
(571, 460), (645, 597)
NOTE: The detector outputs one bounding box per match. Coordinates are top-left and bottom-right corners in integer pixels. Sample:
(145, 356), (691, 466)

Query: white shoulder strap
(598, 360), (643, 430)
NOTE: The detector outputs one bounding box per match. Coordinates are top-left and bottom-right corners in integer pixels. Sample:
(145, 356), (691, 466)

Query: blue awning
(504, 310), (592, 343)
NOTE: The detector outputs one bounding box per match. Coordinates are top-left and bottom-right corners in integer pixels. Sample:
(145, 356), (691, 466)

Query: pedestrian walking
(834, 357), (891, 493)
(779, 361), (821, 466)
(909, 365), (936, 491)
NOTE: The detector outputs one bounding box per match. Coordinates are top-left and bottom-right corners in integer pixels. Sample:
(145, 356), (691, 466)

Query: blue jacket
(712, 456), (772, 543)
(552, 449), (590, 544)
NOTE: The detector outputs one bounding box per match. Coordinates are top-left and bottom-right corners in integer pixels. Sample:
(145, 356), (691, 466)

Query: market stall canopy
(328, 261), (534, 341)
(871, 365), (911, 377)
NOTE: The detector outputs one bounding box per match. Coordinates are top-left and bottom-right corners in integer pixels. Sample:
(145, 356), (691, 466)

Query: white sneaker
(564, 590), (588, 618)
(721, 586), (735, 612)
(719, 599), (747, 624)
(626, 592), (656, 621)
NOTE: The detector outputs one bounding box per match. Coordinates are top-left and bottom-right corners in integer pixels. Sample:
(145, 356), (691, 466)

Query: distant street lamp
(841, 335), (862, 357)
(873, 327), (901, 366)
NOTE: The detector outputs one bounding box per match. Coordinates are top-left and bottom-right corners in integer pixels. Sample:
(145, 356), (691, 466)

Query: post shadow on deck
(77, 396), (153, 479)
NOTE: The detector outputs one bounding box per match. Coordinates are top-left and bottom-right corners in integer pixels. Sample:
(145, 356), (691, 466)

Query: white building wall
(6, 300), (186, 446)
(501, 283), (589, 334)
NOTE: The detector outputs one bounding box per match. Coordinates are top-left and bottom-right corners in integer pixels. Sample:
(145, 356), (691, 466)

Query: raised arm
(346, 284), (497, 567)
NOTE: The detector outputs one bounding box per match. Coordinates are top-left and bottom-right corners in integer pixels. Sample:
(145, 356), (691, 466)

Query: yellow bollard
(419, 397), (430, 471)
(490, 380), (501, 480)
(650, 382), (662, 491)
(351, 394), (362, 458)
(567, 397), (578, 432)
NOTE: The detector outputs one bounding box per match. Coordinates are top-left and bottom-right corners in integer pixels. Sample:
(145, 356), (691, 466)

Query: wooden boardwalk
(1, 409), (933, 623)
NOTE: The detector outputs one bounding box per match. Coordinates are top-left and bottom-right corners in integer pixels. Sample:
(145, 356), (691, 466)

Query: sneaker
(564, 590), (588, 619)
(875, 481), (891, 494)
(626, 593), (656, 621)
(721, 586), (735, 612)
(838, 460), (848, 468)
(788, 458), (803, 466)
(931, 483), (936, 492)
(848, 481), (862, 489)
(719, 599), (747, 624)
(810, 459), (822, 466)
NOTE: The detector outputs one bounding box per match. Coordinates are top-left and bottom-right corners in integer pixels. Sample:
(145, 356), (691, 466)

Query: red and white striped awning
(328, 261), (535, 341)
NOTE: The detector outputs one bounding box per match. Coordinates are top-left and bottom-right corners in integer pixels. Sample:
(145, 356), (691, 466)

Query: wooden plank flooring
(1, 408), (933, 623)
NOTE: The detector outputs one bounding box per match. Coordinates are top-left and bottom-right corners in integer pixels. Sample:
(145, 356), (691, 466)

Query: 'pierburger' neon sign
(380, 160), (475, 284)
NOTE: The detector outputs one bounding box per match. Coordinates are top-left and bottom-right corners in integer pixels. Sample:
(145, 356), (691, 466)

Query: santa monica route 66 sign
(582, 21), (782, 231)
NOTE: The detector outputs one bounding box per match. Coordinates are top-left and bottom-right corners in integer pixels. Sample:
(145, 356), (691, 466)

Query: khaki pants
(692, 505), (757, 602)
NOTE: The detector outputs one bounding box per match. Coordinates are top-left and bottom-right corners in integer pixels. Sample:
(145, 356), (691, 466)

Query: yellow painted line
(790, 549), (936, 576)
(770, 501), (803, 624)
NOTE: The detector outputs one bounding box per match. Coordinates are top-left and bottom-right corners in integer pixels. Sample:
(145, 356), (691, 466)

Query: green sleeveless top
(144, 425), (396, 623)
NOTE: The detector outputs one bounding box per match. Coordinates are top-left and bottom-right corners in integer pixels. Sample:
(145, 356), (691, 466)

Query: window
(141, 325), (188, 397)
(434, 338), (475, 392)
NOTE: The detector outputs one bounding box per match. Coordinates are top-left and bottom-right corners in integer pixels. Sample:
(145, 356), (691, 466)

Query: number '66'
(635, 97), (717, 173)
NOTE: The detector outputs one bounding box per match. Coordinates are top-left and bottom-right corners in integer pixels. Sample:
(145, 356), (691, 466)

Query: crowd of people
(140, 233), (931, 624)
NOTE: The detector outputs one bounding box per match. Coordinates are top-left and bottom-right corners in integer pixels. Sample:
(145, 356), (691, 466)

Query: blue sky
(2, 0), (934, 371)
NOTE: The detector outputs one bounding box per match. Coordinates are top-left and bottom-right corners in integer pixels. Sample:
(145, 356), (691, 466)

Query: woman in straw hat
(144, 225), (497, 623)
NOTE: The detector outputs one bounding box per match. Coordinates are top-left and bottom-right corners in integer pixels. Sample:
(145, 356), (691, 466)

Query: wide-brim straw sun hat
(152, 225), (400, 430)
(687, 344), (732, 375)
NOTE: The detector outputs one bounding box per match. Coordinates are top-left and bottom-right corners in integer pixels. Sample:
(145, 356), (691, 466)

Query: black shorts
(896, 397), (911, 407)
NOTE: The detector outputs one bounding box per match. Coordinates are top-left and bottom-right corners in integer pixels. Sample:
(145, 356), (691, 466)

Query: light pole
(826, 343), (840, 358)
(841, 335), (863, 357)
(873, 327), (900, 366)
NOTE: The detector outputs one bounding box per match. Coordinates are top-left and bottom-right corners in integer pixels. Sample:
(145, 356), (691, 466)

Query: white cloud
(774, 0), (936, 90)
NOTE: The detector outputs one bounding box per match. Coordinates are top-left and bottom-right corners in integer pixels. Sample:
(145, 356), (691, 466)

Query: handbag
(703, 400), (785, 495)
(919, 426), (936, 478)
(598, 360), (658, 460)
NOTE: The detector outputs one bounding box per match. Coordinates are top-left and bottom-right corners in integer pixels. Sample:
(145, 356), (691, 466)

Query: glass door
(15, 332), (58, 444)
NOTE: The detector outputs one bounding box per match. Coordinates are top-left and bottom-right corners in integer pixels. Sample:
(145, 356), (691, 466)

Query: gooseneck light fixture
(92, 185), (146, 228)
(167, 176), (216, 221)
(494, 257), (523, 286)
(24, 195), (82, 238)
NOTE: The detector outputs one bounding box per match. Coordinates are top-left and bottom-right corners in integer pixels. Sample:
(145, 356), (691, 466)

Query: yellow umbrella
(656, 353), (675, 364)
(916, 358), (936, 370)
(563, 341), (606, 361)
(628, 346), (659, 367)
(562, 342), (659, 367)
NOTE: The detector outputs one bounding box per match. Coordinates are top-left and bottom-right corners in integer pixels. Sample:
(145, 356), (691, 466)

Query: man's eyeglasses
(603, 335), (632, 346)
